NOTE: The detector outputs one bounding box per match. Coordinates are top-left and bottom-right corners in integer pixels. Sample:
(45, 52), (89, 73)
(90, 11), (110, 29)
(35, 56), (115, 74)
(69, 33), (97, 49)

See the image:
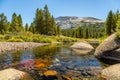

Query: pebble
(66, 66), (74, 70)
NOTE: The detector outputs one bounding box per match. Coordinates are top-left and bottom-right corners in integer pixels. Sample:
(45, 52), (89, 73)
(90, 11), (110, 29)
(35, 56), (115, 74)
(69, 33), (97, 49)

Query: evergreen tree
(34, 9), (45, 34)
(116, 14), (120, 35)
(44, 5), (53, 35)
(114, 10), (119, 32)
(105, 11), (116, 35)
(18, 14), (24, 31)
(51, 16), (57, 35)
(56, 26), (61, 37)
(5, 22), (11, 33)
(0, 13), (8, 34)
(25, 23), (29, 31)
(11, 13), (19, 32)
(32, 5), (57, 35)
(11, 13), (24, 33)
(29, 22), (36, 33)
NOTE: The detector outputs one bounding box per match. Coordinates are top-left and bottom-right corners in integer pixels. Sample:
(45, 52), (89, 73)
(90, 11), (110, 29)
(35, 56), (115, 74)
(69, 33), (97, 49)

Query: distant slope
(55, 16), (104, 29)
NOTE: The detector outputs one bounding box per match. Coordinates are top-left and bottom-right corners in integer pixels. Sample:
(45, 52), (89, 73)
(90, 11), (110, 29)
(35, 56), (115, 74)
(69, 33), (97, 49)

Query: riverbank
(0, 42), (49, 54)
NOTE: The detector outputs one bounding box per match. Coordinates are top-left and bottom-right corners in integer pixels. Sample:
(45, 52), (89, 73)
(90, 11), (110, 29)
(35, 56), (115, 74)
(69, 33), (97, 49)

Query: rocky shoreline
(0, 42), (49, 54)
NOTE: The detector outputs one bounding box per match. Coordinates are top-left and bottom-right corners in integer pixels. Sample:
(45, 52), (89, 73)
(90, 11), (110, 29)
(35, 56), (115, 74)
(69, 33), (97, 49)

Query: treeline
(0, 5), (60, 36)
(29, 5), (60, 36)
(62, 23), (105, 39)
(2, 5), (119, 39)
(0, 13), (25, 34)
(105, 10), (120, 36)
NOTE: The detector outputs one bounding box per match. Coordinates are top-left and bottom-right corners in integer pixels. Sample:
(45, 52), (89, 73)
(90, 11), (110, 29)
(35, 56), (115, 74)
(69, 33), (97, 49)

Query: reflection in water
(6, 52), (13, 65)
(52, 45), (101, 68)
(20, 50), (35, 62)
(0, 44), (58, 70)
(0, 43), (107, 80)
(72, 48), (92, 55)
(98, 57), (120, 66)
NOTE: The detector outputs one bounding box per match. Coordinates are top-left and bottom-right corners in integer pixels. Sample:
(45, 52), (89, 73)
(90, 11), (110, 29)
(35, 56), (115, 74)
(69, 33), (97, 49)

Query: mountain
(55, 16), (104, 29)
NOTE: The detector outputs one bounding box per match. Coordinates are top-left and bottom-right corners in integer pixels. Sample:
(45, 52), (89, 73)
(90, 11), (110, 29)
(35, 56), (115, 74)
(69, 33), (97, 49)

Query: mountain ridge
(55, 16), (104, 29)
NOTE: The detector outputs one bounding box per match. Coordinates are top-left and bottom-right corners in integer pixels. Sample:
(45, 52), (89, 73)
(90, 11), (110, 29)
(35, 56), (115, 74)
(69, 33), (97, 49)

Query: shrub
(0, 35), (5, 41)
(7, 37), (24, 42)
(99, 35), (108, 43)
(40, 38), (53, 43)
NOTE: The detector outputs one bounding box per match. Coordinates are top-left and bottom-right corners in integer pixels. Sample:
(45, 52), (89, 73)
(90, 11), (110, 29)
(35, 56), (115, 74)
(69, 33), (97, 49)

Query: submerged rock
(62, 75), (71, 80)
(101, 64), (120, 80)
(95, 33), (120, 61)
(44, 70), (57, 76)
(43, 70), (58, 80)
(0, 68), (34, 80)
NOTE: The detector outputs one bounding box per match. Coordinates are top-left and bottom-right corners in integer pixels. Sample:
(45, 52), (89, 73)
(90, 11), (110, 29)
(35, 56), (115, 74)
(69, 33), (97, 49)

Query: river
(0, 43), (104, 80)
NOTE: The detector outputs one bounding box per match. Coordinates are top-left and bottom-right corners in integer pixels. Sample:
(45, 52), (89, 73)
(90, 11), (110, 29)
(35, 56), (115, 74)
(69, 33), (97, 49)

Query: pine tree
(0, 13), (8, 34)
(25, 23), (29, 31)
(18, 14), (24, 31)
(29, 22), (36, 33)
(44, 5), (53, 35)
(11, 13), (24, 33)
(116, 14), (120, 36)
(5, 22), (11, 33)
(105, 10), (117, 35)
(105, 10), (113, 35)
(114, 10), (119, 32)
(11, 13), (19, 32)
(56, 26), (61, 37)
(51, 16), (57, 35)
(34, 9), (45, 34)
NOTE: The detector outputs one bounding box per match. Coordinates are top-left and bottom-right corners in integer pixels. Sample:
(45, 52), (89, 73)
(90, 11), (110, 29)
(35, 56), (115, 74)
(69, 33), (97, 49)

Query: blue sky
(0, 0), (120, 25)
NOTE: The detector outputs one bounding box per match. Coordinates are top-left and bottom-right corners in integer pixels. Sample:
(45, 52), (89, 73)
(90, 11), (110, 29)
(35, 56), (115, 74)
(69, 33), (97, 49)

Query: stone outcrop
(70, 42), (94, 50)
(101, 64), (120, 80)
(0, 68), (34, 80)
(70, 42), (94, 54)
(95, 33), (120, 61)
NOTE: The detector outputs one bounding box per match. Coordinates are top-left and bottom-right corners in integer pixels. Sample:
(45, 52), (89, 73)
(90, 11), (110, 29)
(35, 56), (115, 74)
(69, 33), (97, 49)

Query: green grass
(98, 35), (108, 43)
(0, 32), (79, 43)
(116, 32), (120, 39)
(0, 32), (103, 43)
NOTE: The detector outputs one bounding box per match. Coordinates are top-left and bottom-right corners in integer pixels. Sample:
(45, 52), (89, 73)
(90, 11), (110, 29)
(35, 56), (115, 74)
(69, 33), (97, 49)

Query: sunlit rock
(95, 33), (120, 62)
(43, 70), (58, 80)
(101, 64), (120, 80)
(70, 42), (94, 54)
(0, 68), (34, 80)
(70, 42), (94, 50)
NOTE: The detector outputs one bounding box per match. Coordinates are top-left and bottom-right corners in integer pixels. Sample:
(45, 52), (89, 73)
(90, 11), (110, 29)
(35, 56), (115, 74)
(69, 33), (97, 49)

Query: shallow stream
(0, 43), (105, 80)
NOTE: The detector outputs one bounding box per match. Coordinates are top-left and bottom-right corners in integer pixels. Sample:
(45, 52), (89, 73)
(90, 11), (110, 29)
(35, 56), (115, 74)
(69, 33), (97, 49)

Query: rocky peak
(55, 16), (104, 29)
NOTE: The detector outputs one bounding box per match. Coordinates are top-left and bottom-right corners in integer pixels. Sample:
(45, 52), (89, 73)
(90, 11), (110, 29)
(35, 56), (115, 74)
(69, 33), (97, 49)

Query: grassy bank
(0, 32), (79, 43)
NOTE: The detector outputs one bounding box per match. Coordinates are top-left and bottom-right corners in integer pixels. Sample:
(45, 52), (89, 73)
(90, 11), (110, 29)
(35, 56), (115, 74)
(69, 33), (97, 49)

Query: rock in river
(101, 64), (120, 80)
(70, 42), (94, 54)
(95, 33), (120, 61)
(0, 68), (34, 80)
(43, 70), (58, 80)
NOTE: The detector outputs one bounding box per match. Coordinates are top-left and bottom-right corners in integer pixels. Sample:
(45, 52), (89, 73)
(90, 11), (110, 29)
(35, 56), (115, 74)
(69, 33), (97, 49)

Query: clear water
(0, 43), (103, 79)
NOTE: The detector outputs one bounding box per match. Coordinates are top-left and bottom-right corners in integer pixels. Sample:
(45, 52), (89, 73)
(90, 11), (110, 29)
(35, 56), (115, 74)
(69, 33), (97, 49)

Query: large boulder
(0, 68), (34, 80)
(95, 33), (120, 61)
(70, 42), (94, 50)
(101, 64), (120, 80)
(70, 42), (94, 54)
